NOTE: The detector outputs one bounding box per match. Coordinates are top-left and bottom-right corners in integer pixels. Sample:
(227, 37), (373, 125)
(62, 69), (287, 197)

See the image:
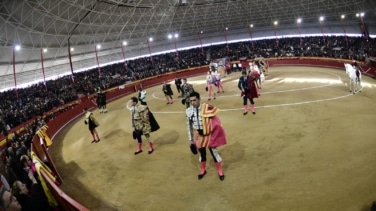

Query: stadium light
(121, 41), (127, 63)
(356, 12), (369, 46)
(223, 27), (229, 48)
(273, 21), (278, 40)
(248, 24), (255, 49)
(197, 31), (204, 54)
(147, 37), (153, 63)
(318, 16), (325, 45)
(296, 18), (302, 39)
(14, 45), (21, 51)
(94, 45), (101, 75)
(356, 12), (364, 17)
(168, 33), (179, 55)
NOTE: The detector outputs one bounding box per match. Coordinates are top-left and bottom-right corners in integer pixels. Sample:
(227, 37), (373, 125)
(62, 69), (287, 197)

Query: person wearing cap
(181, 78), (195, 108)
(353, 61), (361, 82)
(206, 70), (217, 100)
(238, 69), (259, 115)
(214, 69), (224, 93)
(129, 96), (159, 155)
(97, 91), (108, 113)
(83, 108), (101, 143)
(162, 81), (174, 104)
(174, 77), (182, 97)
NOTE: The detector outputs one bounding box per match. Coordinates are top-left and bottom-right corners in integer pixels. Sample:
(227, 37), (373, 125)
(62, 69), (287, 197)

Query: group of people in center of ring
(83, 68), (263, 181)
(125, 69), (261, 181)
(205, 70), (225, 101)
(127, 76), (228, 181)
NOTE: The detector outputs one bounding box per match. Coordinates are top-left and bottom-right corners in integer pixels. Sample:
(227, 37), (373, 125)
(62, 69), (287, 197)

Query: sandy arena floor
(50, 66), (376, 211)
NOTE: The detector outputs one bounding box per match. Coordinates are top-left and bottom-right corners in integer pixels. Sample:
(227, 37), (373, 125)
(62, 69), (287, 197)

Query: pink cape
(195, 103), (227, 148)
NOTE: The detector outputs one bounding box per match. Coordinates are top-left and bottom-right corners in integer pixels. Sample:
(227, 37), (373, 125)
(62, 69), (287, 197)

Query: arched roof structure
(0, 0), (375, 89)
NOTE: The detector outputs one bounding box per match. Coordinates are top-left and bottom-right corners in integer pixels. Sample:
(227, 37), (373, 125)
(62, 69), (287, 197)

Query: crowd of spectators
(0, 116), (51, 210)
(0, 35), (374, 134)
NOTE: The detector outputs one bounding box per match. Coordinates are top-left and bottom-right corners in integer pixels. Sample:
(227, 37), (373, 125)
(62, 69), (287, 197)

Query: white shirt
(139, 90), (147, 102)
(186, 105), (203, 141)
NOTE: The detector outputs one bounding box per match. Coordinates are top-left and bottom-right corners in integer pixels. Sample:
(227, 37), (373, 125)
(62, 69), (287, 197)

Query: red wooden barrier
(40, 170), (90, 211)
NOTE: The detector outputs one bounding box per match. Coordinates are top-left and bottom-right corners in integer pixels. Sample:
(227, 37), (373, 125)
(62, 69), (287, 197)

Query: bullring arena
(2, 1), (376, 211)
(49, 62), (376, 211)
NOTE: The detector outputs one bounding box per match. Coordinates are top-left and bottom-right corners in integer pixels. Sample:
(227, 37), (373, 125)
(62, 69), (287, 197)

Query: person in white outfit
(138, 88), (147, 106)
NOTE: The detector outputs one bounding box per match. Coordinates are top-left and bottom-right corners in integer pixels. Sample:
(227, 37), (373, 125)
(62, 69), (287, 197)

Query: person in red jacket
(186, 91), (227, 181)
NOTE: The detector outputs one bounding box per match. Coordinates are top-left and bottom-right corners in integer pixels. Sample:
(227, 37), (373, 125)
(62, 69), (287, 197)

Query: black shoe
(134, 150), (142, 155)
(95, 139), (101, 143)
(219, 174), (225, 181)
(91, 140), (96, 143)
(198, 171), (206, 180)
(252, 112), (255, 115)
(243, 112), (248, 115)
(148, 149), (154, 154)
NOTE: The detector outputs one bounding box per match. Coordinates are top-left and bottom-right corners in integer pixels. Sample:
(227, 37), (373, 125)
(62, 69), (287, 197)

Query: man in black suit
(174, 77), (182, 97)
(162, 81), (174, 104)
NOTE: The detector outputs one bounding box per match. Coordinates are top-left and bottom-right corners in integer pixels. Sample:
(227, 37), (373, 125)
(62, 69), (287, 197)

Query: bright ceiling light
(14, 45), (21, 51)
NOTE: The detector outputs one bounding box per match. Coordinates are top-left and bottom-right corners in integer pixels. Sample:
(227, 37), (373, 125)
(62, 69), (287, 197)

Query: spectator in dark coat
(11, 171), (52, 211)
